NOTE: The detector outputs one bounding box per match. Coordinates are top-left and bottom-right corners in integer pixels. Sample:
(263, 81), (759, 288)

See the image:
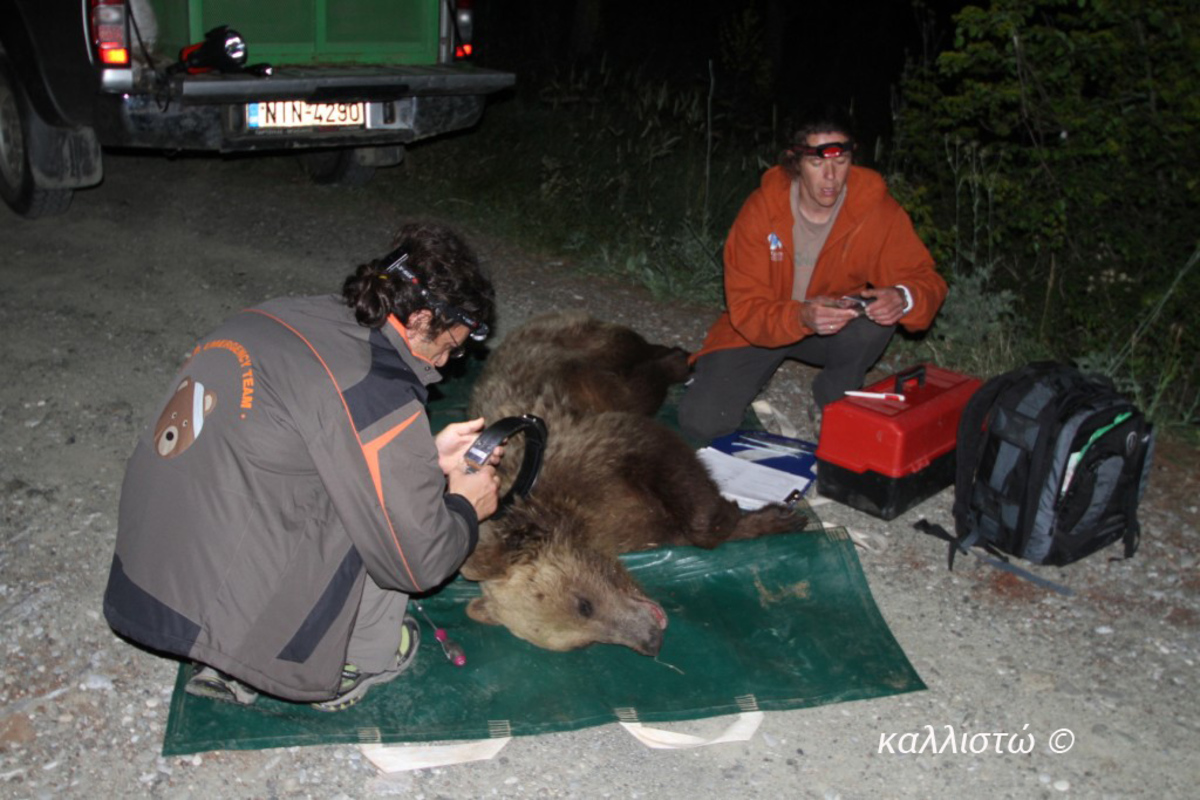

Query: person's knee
(850, 319), (896, 363)
(811, 322), (897, 407)
(678, 387), (739, 443)
(832, 321), (894, 371)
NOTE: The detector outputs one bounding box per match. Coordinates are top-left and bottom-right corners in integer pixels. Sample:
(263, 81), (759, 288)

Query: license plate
(246, 101), (366, 130)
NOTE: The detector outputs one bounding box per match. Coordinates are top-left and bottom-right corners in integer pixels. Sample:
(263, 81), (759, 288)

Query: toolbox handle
(894, 365), (927, 393)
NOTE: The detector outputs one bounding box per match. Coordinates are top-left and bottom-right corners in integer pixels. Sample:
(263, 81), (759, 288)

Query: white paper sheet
(697, 447), (813, 510)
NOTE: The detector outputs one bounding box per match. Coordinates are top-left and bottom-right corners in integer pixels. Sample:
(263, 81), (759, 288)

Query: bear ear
(466, 596), (501, 625)
(202, 391), (216, 415)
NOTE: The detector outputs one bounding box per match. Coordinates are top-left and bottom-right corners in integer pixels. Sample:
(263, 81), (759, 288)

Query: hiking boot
(311, 615), (420, 712)
(185, 665), (259, 706)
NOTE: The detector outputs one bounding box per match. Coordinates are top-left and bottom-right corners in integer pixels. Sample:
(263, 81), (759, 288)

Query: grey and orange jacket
(104, 294), (478, 701)
(693, 165), (948, 360)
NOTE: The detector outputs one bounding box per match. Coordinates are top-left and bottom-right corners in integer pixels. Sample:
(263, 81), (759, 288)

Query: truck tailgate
(150, 0), (443, 65)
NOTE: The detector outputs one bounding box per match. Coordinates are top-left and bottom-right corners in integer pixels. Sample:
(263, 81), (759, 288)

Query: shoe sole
(310, 617), (421, 712)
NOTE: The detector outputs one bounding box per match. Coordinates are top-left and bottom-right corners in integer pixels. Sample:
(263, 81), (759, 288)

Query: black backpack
(918, 362), (1155, 572)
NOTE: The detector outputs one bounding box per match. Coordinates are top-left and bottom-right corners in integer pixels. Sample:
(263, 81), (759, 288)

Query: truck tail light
(453, 0), (474, 59)
(90, 0), (130, 66)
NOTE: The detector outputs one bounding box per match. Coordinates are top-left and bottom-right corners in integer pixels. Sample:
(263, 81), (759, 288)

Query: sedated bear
(461, 311), (804, 656)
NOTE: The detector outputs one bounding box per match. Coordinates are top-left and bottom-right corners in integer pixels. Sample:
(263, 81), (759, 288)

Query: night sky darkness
(471, 0), (971, 148)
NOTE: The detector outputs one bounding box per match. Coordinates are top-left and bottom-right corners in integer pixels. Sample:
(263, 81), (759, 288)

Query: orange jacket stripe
(362, 411), (420, 515)
(246, 308), (422, 589)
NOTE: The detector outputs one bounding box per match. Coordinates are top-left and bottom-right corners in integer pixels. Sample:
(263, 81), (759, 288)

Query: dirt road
(1, 152), (1196, 799)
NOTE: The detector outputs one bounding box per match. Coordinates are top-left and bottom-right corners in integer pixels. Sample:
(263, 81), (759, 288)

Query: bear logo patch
(154, 377), (216, 458)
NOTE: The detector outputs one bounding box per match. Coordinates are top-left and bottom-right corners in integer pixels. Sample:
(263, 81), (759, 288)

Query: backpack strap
(913, 520), (1075, 596)
(972, 549), (1075, 596)
(912, 519), (968, 568)
(1119, 420), (1154, 559)
(952, 369), (1023, 536)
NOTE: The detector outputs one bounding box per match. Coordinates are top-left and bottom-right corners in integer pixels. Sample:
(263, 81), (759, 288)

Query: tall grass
(394, 60), (772, 306)
(887, 136), (1198, 434)
(883, 139), (1042, 379)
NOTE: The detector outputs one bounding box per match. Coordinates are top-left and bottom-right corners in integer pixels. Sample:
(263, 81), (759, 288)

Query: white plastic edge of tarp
(359, 711), (765, 772)
(361, 737), (511, 773)
(619, 711), (764, 750)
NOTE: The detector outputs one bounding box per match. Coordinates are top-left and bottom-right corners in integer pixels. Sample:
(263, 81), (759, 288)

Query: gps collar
(464, 414), (548, 518)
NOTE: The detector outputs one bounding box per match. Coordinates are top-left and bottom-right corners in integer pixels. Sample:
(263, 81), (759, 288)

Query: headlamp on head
(796, 141), (855, 160)
(383, 248), (490, 342)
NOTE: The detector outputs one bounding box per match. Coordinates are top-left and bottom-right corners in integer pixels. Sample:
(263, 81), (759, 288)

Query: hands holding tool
(437, 418), (502, 519)
(801, 296), (861, 336)
(854, 287), (908, 327)
(802, 286), (908, 335)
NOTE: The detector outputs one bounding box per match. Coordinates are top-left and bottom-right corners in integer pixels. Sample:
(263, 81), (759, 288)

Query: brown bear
(461, 312), (805, 656)
(466, 310), (691, 487)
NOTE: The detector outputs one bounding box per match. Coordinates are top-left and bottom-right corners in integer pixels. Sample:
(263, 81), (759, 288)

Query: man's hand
(861, 286), (907, 327)
(435, 417), (503, 475)
(801, 296), (860, 336)
(446, 463), (501, 520)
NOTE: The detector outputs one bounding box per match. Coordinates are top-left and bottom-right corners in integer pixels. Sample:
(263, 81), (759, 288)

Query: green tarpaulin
(160, 359), (924, 756)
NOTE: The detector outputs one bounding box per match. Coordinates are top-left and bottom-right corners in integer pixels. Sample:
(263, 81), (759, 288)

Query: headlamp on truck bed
(177, 26), (248, 75)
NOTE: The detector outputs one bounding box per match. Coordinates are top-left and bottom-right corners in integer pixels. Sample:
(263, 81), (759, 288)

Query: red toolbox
(816, 364), (982, 520)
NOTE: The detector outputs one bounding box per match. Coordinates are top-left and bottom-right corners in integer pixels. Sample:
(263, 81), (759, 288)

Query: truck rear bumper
(94, 64), (513, 153)
(170, 64), (515, 104)
(96, 93), (487, 152)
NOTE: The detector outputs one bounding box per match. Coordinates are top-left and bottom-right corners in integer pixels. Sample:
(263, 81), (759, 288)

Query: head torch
(177, 26), (247, 74)
(383, 248), (490, 341)
(796, 140), (855, 159)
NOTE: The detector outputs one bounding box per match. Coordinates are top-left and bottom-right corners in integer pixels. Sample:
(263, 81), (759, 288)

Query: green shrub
(892, 0), (1199, 428)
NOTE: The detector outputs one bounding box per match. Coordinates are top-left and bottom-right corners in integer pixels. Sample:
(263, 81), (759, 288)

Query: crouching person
(104, 221), (501, 711)
(679, 112), (947, 442)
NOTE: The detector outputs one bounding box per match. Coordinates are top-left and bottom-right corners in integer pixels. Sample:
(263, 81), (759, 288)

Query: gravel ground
(1, 152), (1196, 799)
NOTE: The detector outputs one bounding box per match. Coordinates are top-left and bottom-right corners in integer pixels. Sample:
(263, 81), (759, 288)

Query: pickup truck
(0, 0), (514, 217)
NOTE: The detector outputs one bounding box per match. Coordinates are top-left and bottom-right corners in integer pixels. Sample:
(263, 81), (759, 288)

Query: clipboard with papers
(696, 430), (818, 511)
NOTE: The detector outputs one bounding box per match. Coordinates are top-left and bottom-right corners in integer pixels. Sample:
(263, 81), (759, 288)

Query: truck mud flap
(27, 112), (104, 190)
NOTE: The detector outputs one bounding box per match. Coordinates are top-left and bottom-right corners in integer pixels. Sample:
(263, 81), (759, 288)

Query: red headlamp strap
(795, 141), (855, 159)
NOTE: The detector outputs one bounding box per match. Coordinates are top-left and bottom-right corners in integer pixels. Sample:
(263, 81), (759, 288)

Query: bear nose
(634, 622), (665, 657)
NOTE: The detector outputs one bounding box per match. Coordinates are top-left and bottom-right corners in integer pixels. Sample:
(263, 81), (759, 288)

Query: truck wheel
(0, 64), (73, 218)
(298, 148), (376, 187)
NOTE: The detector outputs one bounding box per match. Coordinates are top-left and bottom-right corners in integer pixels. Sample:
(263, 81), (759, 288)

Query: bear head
(462, 499), (668, 656)
(154, 376), (216, 458)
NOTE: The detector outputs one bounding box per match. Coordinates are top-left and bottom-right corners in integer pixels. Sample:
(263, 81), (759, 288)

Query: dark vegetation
(389, 0), (1198, 435)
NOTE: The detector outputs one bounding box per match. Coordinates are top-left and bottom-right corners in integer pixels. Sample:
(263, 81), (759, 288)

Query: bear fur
(467, 310), (691, 487)
(461, 312), (804, 656)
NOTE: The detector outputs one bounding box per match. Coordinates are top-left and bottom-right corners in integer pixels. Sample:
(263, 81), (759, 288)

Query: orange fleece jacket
(694, 165), (947, 360)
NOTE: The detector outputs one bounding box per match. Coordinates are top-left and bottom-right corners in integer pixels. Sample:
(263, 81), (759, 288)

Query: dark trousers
(346, 577), (407, 672)
(678, 316), (895, 442)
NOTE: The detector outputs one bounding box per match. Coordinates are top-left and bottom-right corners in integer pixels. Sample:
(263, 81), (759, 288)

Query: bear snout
(625, 598), (668, 657)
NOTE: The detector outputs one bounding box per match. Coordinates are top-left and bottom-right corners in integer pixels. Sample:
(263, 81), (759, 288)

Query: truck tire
(0, 63), (73, 218)
(298, 148), (376, 187)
